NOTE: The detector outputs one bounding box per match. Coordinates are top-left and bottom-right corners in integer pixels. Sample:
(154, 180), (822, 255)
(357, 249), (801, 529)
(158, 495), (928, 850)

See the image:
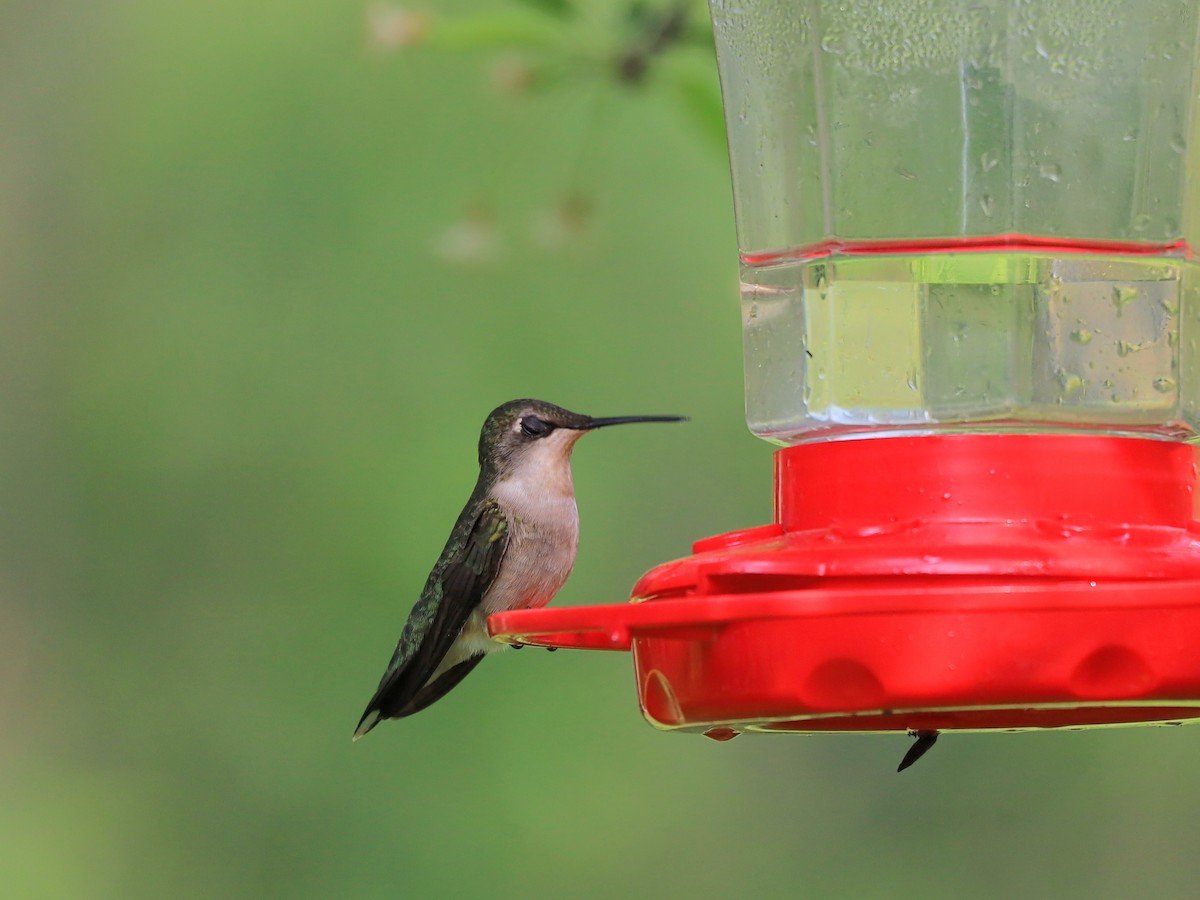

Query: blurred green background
(5, 1), (1200, 898)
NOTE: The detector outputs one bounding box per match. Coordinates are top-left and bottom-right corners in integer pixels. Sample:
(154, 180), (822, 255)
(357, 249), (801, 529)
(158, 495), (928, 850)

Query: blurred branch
(368, 0), (725, 263)
(367, 0), (724, 151)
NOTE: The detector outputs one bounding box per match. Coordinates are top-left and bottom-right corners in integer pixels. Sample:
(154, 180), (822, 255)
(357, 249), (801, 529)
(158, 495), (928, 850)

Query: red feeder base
(488, 434), (1200, 737)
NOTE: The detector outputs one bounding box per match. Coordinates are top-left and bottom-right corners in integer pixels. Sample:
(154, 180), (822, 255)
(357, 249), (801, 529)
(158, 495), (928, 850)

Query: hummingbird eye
(519, 416), (553, 438)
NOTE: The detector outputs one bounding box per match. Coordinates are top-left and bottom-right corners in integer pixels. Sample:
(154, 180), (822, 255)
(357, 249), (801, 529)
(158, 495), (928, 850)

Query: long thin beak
(581, 414), (688, 430)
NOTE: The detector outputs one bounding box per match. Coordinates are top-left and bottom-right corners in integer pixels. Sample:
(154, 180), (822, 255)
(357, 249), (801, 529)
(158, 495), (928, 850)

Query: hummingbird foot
(510, 642), (525, 650)
(545, 646), (557, 652)
(897, 730), (939, 772)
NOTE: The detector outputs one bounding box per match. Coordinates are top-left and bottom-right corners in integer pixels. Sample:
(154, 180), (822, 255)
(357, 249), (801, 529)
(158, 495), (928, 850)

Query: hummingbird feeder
(489, 0), (1200, 764)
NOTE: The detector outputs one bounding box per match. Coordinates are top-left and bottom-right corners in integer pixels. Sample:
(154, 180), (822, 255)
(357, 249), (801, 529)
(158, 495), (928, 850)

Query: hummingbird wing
(353, 497), (509, 737)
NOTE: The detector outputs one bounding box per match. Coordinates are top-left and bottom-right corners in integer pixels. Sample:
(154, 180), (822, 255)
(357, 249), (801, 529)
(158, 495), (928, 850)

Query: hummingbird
(353, 398), (686, 739)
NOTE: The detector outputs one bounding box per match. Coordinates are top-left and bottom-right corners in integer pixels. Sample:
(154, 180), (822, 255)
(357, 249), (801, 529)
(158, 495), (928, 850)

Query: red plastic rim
(489, 435), (1200, 734)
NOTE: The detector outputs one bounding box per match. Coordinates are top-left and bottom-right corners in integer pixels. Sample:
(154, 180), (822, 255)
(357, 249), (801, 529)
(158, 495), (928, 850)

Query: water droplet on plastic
(703, 727), (741, 742)
(1133, 213), (1152, 232)
(1070, 328), (1093, 345)
(895, 166), (917, 181)
(1056, 369), (1085, 394)
(1170, 133), (1186, 154)
(1153, 376), (1177, 394)
(1044, 274), (1064, 301)
(1038, 162), (1062, 182)
(980, 150), (999, 172)
(1113, 285), (1138, 313)
(979, 193), (995, 217)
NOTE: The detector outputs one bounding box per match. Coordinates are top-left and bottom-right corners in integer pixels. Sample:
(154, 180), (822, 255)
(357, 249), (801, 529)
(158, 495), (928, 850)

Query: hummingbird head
(478, 399), (686, 486)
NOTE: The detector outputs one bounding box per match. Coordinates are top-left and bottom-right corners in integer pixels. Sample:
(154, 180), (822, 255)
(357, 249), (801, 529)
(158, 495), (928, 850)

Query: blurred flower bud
(531, 193), (593, 249)
(434, 206), (501, 264)
(367, 5), (430, 51)
(488, 54), (536, 95)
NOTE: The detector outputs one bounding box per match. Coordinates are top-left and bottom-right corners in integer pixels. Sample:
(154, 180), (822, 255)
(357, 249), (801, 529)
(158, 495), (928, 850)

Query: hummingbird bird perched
(353, 398), (686, 739)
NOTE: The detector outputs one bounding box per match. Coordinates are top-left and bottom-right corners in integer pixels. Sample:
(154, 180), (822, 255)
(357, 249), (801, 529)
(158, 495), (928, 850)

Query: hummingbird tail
(352, 709), (382, 742)
(351, 654), (487, 740)
(396, 654), (484, 716)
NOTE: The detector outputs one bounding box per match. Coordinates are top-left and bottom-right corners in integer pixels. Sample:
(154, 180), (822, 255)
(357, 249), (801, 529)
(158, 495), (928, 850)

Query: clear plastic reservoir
(710, 0), (1200, 443)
